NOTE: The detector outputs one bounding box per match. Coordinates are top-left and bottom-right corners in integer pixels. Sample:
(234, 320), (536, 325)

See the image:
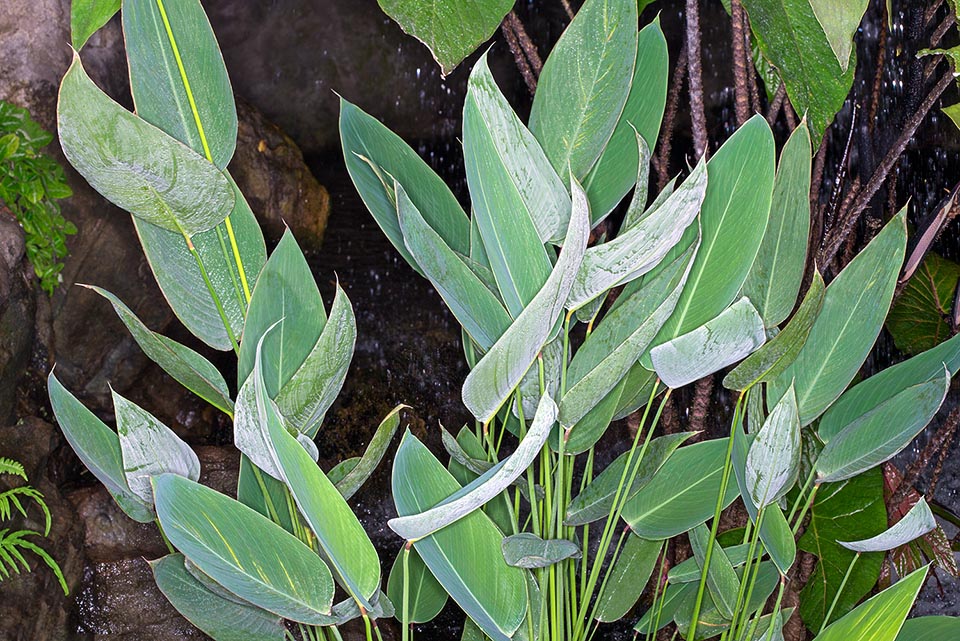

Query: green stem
(791, 483), (820, 536)
(402, 541), (411, 641)
(155, 519), (175, 554)
(182, 231), (239, 352)
(820, 553), (859, 633)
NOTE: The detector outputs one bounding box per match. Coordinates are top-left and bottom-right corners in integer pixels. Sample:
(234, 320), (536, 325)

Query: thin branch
(501, 13), (539, 96)
(820, 68), (954, 266)
(767, 83), (786, 125)
(560, 0), (575, 21)
(657, 41), (688, 190)
(731, 0), (751, 126)
(686, 0), (709, 159)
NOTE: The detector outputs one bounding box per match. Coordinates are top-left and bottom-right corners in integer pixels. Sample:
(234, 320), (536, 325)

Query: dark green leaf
(887, 252), (960, 356)
(71, 0), (121, 50)
(386, 545), (447, 624)
(334, 405), (404, 500)
(501, 533), (581, 569)
(594, 533), (661, 622)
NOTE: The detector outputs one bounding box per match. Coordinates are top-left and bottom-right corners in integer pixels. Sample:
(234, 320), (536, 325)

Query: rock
(0, 418), (88, 641)
(0, 213), (36, 424)
(231, 98), (330, 250)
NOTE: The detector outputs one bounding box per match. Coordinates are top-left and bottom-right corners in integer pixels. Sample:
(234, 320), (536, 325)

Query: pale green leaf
(501, 533), (581, 569)
(334, 405), (404, 500)
(808, 0), (869, 73)
(746, 384), (800, 507)
(71, 0), (121, 50)
(689, 523), (741, 619)
(839, 499), (937, 553)
(594, 533), (661, 622)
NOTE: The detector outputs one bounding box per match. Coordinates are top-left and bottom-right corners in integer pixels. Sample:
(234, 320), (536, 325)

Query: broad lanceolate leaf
(339, 97), (470, 274)
(134, 176), (266, 351)
(651, 298), (767, 389)
(583, 21), (669, 222)
(464, 54), (570, 244)
(731, 419), (796, 573)
(529, 0), (638, 180)
(392, 432), (527, 641)
(742, 0), (856, 145)
(238, 230), (326, 392)
(57, 55), (233, 236)
(153, 474), (335, 623)
(71, 0), (120, 50)
(623, 438), (740, 539)
(397, 183), (512, 351)
(561, 242), (697, 430)
(386, 545), (447, 624)
(377, 0), (513, 75)
(819, 331), (960, 441)
(815, 371), (950, 483)
(895, 616), (960, 641)
(48, 372), (153, 523)
(808, 0), (869, 73)
(635, 581), (696, 634)
(594, 534), (661, 622)
(746, 385), (800, 508)
(150, 554), (285, 641)
(88, 286), (233, 414)
(501, 533), (581, 569)
(840, 499), (937, 553)
(334, 405), (404, 500)
(113, 390), (200, 504)
(567, 158), (706, 310)
(798, 470), (887, 632)
(813, 566), (928, 641)
(652, 115), (775, 343)
(123, 0), (237, 168)
(249, 340), (381, 606)
(565, 432), (695, 526)
(689, 523), (741, 619)
(274, 284), (356, 437)
(724, 271), (825, 390)
(769, 210), (907, 425)
(464, 57), (555, 315)
(461, 180), (590, 422)
(675, 562), (779, 640)
(390, 394), (557, 540)
(742, 123), (812, 327)
(669, 544), (752, 583)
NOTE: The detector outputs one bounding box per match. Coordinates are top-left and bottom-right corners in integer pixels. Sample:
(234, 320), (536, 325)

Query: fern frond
(0, 528), (68, 595)
(0, 486), (51, 535)
(0, 458), (26, 481)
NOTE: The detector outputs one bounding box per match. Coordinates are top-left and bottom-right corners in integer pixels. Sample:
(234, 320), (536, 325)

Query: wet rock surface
(0, 213), (36, 424)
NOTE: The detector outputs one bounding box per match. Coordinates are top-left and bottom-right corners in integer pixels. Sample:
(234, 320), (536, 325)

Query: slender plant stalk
(820, 552), (860, 633)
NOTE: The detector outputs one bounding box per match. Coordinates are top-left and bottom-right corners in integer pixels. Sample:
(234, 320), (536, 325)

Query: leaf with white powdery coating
(501, 533), (581, 569)
(334, 405), (404, 500)
(746, 384), (800, 508)
(839, 499), (937, 553)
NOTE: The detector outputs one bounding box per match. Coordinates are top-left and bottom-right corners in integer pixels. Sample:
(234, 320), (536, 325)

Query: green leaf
(113, 390), (200, 504)
(886, 252), (960, 356)
(445, 427), (515, 534)
(612, 361), (659, 420)
(565, 432), (695, 527)
(561, 242), (697, 430)
(57, 54), (233, 236)
(723, 271), (825, 390)
(529, 0), (638, 180)
(567, 158), (705, 310)
(731, 419), (796, 573)
(86, 286), (233, 415)
(397, 183), (512, 351)
(71, 0), (121, 50)
(896, 616), (960, 641)
(238, 230), (326, 392)
(813, 566), (928, 641)
(746, 384), (800, 508)
(249, 338), (382, 606)
(501, 533), (581, 569)
(798, 470), (887, 632)
(689, 523), (741, 619)
(669, 544), (751, 583)
(48, 372), (153, 523)
(651, 298), (767, 389)
(387, 545), (448, 624)
(134, 175), (266, 351)
(377, 0), (513, 75)
(339, 97), (470, 273)
(741, 0), (856, 145)
(769, 209), (907, 425)
(390, 393), (556, 540)
(819, 331), (960, 441)
(334, 405), (404, 500)
(815, 371), (950, 483)
(652, 115), (775, 343)
(392, 431), (527, 641)
(464, 57), (555, 316)
(463, 53), (570, 245)
(622, 438), (740, 539)
(840, 499), (937, 553)
(635, 582), (696, 634)
(274, 284), (356, 438)
(150, 554), (285, 641)
(461, 179), (589, 422)
(807, 0), (869, 73)
(594, 533), (661, 622)
(583, 21), (669, 222)
(742, 123), (812, 327)
(153, 474), (335, 624)
(675, 561), (780, 640)
(123, 0), (237, 168)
